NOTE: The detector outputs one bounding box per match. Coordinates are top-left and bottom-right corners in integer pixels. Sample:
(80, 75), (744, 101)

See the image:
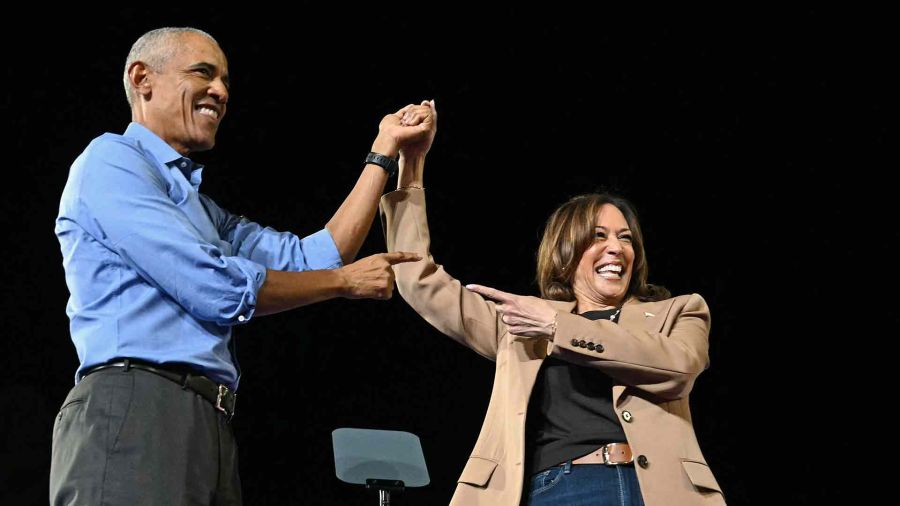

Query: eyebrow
(189, 62), (230, 88)
(595, 226), (632, 233)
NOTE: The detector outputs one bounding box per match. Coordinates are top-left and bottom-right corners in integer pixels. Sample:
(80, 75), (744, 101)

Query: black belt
(82, 359), (236, 421)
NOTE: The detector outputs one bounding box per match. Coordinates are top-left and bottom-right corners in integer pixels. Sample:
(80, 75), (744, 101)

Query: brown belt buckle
(215, 384), (236, 421)
(602, 443), (633, 465)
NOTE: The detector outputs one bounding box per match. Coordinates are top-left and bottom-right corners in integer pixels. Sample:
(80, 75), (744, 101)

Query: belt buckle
(602, 443), (633, 465)
(215, 384), (236, 421)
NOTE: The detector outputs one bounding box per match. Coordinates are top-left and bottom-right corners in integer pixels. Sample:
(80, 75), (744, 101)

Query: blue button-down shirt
(56, 123), (343, 389)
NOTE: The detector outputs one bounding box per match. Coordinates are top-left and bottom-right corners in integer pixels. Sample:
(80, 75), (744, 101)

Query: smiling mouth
(196, 104), (220, 121)
(595, 263), (624, 280)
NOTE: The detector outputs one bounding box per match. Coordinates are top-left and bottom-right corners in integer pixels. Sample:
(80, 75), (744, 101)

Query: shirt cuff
(301, 228), (343, 270)
(228, 257), (267, 325)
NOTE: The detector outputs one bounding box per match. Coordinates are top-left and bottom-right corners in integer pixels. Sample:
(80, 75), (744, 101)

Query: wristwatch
(364, 151), (399, 177)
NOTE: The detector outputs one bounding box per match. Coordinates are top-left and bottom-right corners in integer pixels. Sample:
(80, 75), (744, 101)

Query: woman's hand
(371, 101), (436, 158)
(398, 99), (437, 158)
(466, 284), (558, 339)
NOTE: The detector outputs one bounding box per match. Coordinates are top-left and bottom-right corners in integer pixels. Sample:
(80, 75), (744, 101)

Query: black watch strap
(365, 152), (399, 177)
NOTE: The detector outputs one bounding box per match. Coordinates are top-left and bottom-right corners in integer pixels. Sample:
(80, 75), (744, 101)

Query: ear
(127, 61), (153, 100)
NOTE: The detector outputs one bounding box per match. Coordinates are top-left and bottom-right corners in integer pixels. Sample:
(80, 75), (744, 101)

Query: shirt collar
(124, 122), (204, 190)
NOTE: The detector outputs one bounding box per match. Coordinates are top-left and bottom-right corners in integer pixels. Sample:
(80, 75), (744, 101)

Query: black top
(525, 307), (625, 475)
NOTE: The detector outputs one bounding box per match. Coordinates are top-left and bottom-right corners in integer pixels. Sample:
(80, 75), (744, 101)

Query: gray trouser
(50, 367), (241, 505)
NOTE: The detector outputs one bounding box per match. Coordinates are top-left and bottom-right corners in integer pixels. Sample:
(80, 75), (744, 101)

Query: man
(50, 27), (432, 505)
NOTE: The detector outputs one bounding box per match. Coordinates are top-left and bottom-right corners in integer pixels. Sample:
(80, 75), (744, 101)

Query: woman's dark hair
(536, 193), (670, 302)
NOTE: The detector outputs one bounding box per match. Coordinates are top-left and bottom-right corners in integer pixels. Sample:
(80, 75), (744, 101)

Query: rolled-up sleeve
(75, 139), (266, 326)
(201, 195), (343, 272)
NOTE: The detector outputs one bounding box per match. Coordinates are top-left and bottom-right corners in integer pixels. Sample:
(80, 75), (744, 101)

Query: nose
(605, 235), (623, 256)
(209, 78), (229, 105)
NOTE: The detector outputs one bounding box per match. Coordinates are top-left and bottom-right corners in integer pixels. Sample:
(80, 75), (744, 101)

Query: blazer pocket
(458, 456), (499, 487)
(681, 459), (723, 493)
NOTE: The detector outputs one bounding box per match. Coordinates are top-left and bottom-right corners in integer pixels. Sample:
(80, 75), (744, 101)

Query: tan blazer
(381, 188), (726, 506)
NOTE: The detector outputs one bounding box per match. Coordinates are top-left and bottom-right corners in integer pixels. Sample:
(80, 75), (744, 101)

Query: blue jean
(526, 460), (645, 506)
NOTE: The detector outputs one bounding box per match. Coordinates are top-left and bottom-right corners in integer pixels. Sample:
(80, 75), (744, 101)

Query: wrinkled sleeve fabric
(75, 139), (267, 326)
(550, 293), (711, 400)
(380, 188), (503, 360)
(200, 194), (342, 272)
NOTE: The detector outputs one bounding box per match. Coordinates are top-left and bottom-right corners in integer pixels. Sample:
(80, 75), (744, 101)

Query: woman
(382, 102), (724, 505)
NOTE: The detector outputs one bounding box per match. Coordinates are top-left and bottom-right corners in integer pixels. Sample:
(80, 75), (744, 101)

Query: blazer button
(637, 455), (649, 468)
(578, 340), (587, 348)
(594, 343), (605, 353)
(571, 339), (579, 347)
(622, 410), (633, 423)
(586, 343), (595, 351)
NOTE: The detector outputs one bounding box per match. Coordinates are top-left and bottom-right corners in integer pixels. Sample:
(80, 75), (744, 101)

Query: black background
(1, 8), (888, 505)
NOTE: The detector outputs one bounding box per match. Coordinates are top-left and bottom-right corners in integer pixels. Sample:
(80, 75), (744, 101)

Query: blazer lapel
(618, 297), (669, 334)
(538, 297), (675, 407)
(613, 297), (675, 406)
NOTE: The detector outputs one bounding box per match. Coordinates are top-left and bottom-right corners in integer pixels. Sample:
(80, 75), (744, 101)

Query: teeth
(595, 264), (623, 280)
(198, 106), (219, 119)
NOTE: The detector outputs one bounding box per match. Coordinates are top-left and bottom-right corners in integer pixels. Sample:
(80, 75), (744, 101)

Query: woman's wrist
(398, 152), (425, 188)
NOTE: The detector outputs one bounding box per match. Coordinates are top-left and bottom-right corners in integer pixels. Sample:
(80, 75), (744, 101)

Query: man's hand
(338, 251), (422, 299)
(371, 101), (436, 158)
(397, 99), (437, 158)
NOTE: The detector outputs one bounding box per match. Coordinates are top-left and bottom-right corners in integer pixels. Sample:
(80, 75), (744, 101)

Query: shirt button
(622, 411), (633, 423)
(180, 161), (187, 168)
(237, 315), (246, 322)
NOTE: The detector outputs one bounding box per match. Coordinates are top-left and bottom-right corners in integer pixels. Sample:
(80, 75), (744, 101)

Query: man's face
(142, 33), (229, 154)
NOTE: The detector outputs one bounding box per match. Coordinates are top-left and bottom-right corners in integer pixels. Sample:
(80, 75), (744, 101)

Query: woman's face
(572, 204), (635, 309)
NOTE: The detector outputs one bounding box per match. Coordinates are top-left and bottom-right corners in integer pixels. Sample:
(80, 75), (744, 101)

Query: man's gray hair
(123, 27), (219, 107)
